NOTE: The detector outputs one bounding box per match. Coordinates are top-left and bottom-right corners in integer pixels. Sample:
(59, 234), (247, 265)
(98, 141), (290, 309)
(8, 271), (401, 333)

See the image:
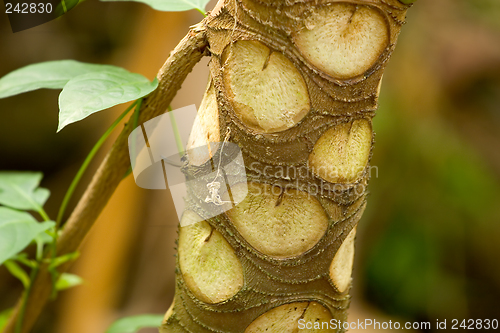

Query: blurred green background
(359, 0), (500, 326)
(0, 0), (499, 332)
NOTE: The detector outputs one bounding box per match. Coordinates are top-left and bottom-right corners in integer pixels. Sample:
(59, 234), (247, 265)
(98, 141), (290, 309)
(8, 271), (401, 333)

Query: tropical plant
(0, 0), (415, 332)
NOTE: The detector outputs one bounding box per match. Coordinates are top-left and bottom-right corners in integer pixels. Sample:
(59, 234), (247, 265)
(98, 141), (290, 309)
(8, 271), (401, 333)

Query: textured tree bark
(161, 0), (410, 332)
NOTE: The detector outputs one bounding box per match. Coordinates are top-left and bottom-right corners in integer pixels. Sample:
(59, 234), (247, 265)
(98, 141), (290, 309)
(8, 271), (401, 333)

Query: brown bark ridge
(161, 0), (410, 332)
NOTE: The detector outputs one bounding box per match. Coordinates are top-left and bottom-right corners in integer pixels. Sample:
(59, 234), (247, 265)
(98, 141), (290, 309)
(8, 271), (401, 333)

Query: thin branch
(2, 22), (208, 333)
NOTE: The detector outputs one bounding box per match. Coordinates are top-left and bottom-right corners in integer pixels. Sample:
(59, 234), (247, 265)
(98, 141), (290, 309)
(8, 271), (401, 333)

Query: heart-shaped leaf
(58, 69), (157, 131)
(0, 207), (55, 265)
(0, 60), (121, 99)
(106, 314), (164, 333)
(100, 0), (209, 13)
(0, 172), (50, 211)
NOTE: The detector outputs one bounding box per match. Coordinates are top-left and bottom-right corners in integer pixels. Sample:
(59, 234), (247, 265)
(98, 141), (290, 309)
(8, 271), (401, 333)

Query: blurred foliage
(458, 0), (500, 30)
(0, 1), (145, 330)
(55, 0), (84, 18)
(361, 0), (500, 328)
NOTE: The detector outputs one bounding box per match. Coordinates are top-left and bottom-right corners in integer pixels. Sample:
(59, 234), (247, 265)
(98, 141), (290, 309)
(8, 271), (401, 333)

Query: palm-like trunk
(161, 0), (410, 331)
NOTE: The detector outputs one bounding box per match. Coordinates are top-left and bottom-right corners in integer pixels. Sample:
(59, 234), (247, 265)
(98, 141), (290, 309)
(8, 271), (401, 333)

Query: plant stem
(167, 105), (185, 155)
(55, 101), (138, 228)
(132, 99), (142, 135)
(60, 0), (67, 12)
(37, 208), (50, 222)
(46, 101), (139, 300)
(15, 266), (38, 333)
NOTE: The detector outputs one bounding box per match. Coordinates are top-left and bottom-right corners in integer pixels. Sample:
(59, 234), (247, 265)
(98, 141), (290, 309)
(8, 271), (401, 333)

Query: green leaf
(48, 251), (79, 269)
(0, 60), (121, 99)
(58, 70), (157, 131)
(12, 253), (37, 268)
(100, 0), (209, 13)
(4, 260), (31, 289)
(55, 273), (83, 291)
(34, 230), (53, 246)
(106, 314), (165, 333)
(0, 172), (50, 211)
(33, 188), (50, 208)
(0, 207), (55, 265)
(34, 230), (54, 261)
(0, 308), (13, 331)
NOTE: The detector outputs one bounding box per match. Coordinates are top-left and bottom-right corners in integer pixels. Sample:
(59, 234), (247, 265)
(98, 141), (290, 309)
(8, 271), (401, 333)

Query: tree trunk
(161, 0), (410, 332)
